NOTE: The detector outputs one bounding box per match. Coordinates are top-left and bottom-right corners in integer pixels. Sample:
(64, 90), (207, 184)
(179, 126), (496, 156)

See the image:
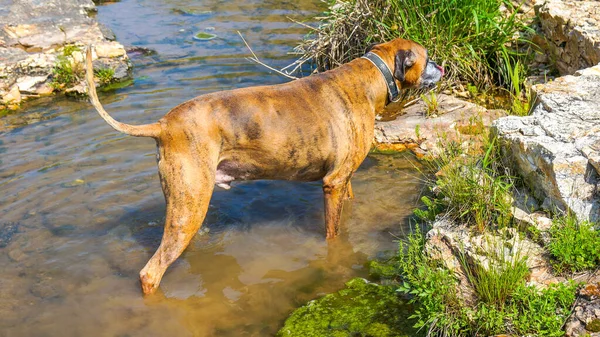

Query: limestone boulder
(493, 65), (600, 222)
(536, 0), (600, 75)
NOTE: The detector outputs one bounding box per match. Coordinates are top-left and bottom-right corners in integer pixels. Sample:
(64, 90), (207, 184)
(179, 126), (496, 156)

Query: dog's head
(368, 38), (444, 89)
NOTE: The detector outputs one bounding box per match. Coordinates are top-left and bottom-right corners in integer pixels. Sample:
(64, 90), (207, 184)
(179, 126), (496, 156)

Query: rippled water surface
(0, 1), (423, 336)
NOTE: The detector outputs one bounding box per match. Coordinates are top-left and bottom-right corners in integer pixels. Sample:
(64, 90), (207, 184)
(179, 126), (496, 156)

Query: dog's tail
(85, 47), (161, 138)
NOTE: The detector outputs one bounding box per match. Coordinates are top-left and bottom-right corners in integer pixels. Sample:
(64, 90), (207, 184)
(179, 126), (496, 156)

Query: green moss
(193, 32), (217, 40)
(100, 78), (134, 92)
(586, 319), (600, 333)
(368, 260), (398, 282)
(277, 278), (413, 337)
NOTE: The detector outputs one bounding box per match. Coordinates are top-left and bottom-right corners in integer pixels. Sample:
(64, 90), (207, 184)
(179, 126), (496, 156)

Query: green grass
(500, 49), (532, 116)
(420, 91), (439, 118)
(297, 0), (531, 90)
(51, 55), (84, 90)
(548, 214), (600, 274)
(418, 135), (515, 232)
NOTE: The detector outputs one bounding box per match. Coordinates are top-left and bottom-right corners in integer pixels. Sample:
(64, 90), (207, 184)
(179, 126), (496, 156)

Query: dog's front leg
(139, 146), (217, 295)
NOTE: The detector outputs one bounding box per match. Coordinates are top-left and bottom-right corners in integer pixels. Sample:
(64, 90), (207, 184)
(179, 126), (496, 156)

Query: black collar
(361, 52), (400, 103)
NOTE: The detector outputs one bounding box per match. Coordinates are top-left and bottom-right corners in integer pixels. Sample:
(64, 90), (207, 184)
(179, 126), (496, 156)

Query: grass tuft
(460, 235), (529, 307)
(420, 91), (439, 118)
(421, 135), (515, 232)
(94, 67), (115, 85)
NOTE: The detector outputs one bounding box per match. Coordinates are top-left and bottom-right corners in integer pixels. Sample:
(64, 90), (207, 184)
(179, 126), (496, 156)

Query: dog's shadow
(121, 156), (380, 250)
(123, 179), (325, 250)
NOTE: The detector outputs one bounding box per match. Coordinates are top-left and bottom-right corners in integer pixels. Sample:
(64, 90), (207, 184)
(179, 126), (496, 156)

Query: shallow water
(0, 1), (423, 336)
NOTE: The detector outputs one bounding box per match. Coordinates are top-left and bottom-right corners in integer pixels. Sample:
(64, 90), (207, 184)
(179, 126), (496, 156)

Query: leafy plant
(507, 282), (578, 336)
(420, 91), (439, 117)
(51, 55), (84, 89)
(94, 67), (115, 85)
(413, 196), (444, 222)
(397, 227), (470, 336)
(548, 214), (600, 274)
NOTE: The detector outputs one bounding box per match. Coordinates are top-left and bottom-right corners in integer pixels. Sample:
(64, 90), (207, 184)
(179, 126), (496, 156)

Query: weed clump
(51, 44), (117, 90)
(416, 135), (515, 232)
(296, 0), (529, 89)
(51, 55), (84, 90)
(94, 67), (116, 85)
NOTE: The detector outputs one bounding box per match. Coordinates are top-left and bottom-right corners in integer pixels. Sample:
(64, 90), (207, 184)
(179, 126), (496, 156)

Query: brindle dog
(85, 38), (444, 295)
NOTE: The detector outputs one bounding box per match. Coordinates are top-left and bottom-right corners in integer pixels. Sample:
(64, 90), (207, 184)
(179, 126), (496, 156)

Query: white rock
(536, 0), (600, 75)
(94, 41), (126, 58)
(17, 75), (49, 94)
(1, 85), (21, 104)
(493, 64), (600, 221)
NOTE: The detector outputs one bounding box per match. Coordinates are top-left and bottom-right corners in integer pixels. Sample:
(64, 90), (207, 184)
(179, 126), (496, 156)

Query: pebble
(60, 179), (85, 188)
(8, 248), (27, 262)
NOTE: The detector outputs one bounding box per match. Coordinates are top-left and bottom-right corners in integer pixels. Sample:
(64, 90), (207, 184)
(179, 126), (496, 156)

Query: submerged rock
(0, 0), (131, 109)
(0, 222), (19, 248)
(277, 278), (413, 337)
(493, 64), (600, 222)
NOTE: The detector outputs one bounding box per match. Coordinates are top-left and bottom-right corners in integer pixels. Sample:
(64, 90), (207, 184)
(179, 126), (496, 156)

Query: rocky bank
(389, 1), (600, 335)
(0, 0), (130, 110)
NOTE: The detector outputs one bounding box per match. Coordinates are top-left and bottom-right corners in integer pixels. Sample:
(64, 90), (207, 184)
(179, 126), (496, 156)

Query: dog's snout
(428, 60), (444, 76)
(420, 59), (444, 89)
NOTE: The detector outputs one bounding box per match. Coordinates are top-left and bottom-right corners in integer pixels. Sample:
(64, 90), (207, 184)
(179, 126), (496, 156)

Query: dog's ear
(365, 43), (378, 54)
(393, 49), (417, 82)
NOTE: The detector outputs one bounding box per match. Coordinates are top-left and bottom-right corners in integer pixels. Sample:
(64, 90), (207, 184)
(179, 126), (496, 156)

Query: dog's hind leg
(323, 170), (352, 239)
(346, 181), (354, 200)
(139, 143), (217, 295)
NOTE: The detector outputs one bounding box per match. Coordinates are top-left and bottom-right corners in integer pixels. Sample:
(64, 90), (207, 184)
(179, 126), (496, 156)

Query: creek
(0, 1), (423, 335)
